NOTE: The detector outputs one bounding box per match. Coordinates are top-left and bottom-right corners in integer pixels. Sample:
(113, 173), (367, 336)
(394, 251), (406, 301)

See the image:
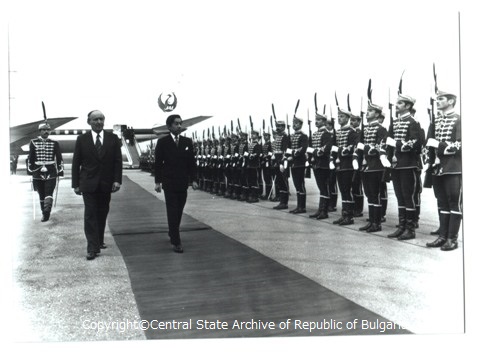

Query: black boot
(430, 208), (441, 235)
(247, 187), (259, 203)
(339, 203), (354, 225)
(441, 212), (461, 251)
(359, 205), (374, 231)
(316, 198), (329, 220)
(41, 197), (53, 222)
(354, 196), (364, 217)
(273, 192), (289, 210)
(388, 208), (406, 238)
(239, 187), (248, 201)
(289, 193), (300, 213)
(398, 211), (416, 240)
(333, 203), (346, 224)
(309, 205), (321, 218)
(426, 213), (447, 247)
(367, 206), (382, 232)
(381, 197), (387, 222)
(328, 193), (337, 212)
(296, 193), (306, 214)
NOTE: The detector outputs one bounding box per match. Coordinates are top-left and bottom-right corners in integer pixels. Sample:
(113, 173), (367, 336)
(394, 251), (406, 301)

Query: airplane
(10, 115), (213, 168)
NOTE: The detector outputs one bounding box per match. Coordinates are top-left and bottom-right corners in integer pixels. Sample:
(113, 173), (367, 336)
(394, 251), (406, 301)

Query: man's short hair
(166, 114), (182, 127)
(87, 110), (104, 123)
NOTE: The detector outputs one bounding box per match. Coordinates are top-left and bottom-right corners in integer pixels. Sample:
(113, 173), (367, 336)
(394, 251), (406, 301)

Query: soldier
(425, 90), (462, 251)
(246, 130), (262, 203)
(386, 93), (422, 240)
(230, 132), (241, 200)
(326, 118), (338, 211)
(272, 121), (291, 210)
(355, 101), (389, 232)
(223, 134), (233, 198)
(238, 131), (249, 201)
(308, 112), (333, 219)
(350, 114), (364, 217)
(210, 135), (219, 194)
(27, 122), (64, 222)
(217, 134), (226, 196)
(260, 130), (273, 200)
(287, 116), (308, 214)
(377, 114), (388, 221)
(330, 108), (359, 225)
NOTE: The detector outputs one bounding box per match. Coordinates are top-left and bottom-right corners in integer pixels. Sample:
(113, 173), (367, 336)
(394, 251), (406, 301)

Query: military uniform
(246, 131), (262, 203)
(355, 108), (388, 233)
(272, 121), (291, 210)
(260, 133), (273, 200)
(330, 113), (359, 225)
(27, 123), (64, 221)
(350, 116), (364, 217)
(288, 119), (308, 214)
(386, 94), (422, 240)
(308, 114), (333, 219)
(426, 91), (462, 251)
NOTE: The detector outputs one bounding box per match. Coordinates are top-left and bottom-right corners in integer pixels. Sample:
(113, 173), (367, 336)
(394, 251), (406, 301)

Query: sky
(4, 0), (468, 140)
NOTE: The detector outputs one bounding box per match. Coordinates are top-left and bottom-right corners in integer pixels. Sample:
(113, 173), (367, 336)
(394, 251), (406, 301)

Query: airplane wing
(10, 117), (78, 154)
(135, 115), (213, 141)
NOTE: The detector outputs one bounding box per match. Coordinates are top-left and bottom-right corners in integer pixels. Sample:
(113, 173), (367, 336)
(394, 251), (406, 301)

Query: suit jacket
(154, 134), (197, 191)
(71, 131), (123, 193)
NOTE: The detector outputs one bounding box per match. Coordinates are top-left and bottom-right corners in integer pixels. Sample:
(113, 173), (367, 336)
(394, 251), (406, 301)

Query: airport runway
(8, 169), (464, 342)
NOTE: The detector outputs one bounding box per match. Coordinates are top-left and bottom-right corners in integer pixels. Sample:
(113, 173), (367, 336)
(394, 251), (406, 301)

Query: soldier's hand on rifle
(329, 161), (335, 170)
(380, 155), (391, 168)
(352, 159), (359, 170)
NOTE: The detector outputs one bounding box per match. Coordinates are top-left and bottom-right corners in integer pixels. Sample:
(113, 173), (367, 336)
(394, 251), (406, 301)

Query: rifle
(424, 64), (438, 188)
(305, 107), (311, 178)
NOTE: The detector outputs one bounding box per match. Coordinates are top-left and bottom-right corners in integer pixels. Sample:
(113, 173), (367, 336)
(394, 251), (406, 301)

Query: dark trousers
(247, 168), (259, 189)
(313, 168), (330, 198)
(329, 170), (338, 197)
(274, 167), (289, 194)
(391, 168), (418, 210)
(262, 167), (272, 186)
(291, 167), (306, 194)
(164, 188), (188, 246)
(352, 171), (363, 198)
(82, 190), (111, 253)
(363, 171), (383, 205)
(433, 174), (462, 214)
(33, 178), (57, 203)
(336, 170), (354, 202)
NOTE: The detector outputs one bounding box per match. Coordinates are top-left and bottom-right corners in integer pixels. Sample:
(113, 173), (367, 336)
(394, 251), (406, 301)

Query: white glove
(268, 152), (273, 156)
(285, 148), (293, 155)
(426, 138), (440, 149)
(280, 164), (285, 173)
(380, 155), (391, 168)
(271, 155), (276, 160)
(356, 142), (365, 151)
(306, 147), (314, 154)
(331, 145), (339, 153)
(244, 151), (249, 157)
(352, 159), (359, 170)
(386, 137), (397, 147)
(444, 146), (457, 155)
(329, 161), (335, 170)
(284, 160), (288, 169)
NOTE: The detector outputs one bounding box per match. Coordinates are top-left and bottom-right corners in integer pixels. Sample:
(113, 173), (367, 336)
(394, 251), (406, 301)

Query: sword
(31, 178), (36, 220)
(54, 177), (60, 207)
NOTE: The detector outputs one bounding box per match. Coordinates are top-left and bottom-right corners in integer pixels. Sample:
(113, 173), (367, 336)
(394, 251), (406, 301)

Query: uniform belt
(35, 161), (55, 165)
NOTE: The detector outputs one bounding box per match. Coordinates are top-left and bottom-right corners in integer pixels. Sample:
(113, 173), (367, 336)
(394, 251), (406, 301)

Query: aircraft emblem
(158, 92), (178, 112)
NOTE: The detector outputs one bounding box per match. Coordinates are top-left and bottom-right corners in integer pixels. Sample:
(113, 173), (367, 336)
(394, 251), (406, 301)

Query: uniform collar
(398, 112), (411, 119)
(444, 108), (456, 117)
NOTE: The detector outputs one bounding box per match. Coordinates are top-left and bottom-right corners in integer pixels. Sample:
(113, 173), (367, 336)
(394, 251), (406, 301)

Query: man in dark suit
(155, 114), (198, 253)
(72, 110), (122, 260)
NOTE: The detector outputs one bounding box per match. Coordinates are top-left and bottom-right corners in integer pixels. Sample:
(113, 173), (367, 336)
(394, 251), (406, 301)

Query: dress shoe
(293, 208), (306, 214)
(397, 230), (415, 241)
(289, 207), (299, 213)
(440, 239), (458, 251)
(339, 217), (354, 226)
(100, 243), (107, 249)
(273, 203), (288, 210)
(172, 244), (184, 253)
(333, 217), (345, 225)
(41, 212), (50, 222)
(430, 228), (440, 235)
(359, 222), (372, 231)
(86, 252), (97, 260)
(366, 223), (382, 232)
(316, 211), (328, 220)
(426, 237), (447, 248)
(309, 210), (321, 218)
(387, 227), (404, 238)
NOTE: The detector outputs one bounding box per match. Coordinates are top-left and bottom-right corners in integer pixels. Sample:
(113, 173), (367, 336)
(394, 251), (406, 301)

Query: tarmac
(5, 167), (466, 348)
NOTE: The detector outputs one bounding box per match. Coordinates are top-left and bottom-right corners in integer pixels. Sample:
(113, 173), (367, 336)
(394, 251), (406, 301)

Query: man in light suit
(155, 114), (198, 253)
(72, 110), (122, 260)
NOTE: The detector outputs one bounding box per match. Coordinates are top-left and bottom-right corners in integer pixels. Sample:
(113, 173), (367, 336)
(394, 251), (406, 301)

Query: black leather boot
(359, 205), (374, 231)
(441, 212), (461, 251)
(273, 192), (289, 210)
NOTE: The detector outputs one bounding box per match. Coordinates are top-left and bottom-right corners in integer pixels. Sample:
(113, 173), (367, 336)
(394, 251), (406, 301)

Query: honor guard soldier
(238, 131), (249, 201)
(210, 135), (219, 194)
(386, 93), (422, 240)
(272, 120), (291, 210)
(330, 108), (359, 225)
(230, 132), (241, 199)
(260, 130), (273, 200)
(355, 101), (389, 232)
(350, 114), (364, 217)
(27, 122), (64, 221)
(223, 134), (233, 198)
(307, 112), (333, 219)
(286, 115), (308, 213)
(197, 139), (206, 190)
(245, 130), (262, 202)
(217, 134), (226, 196)
(326, 118), (338, 211)
(426, 90), (462, 251)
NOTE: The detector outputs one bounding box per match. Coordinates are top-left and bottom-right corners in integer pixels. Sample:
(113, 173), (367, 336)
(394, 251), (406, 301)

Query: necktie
(95, 134), (102, 152)
(175, 136), (179, 146)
